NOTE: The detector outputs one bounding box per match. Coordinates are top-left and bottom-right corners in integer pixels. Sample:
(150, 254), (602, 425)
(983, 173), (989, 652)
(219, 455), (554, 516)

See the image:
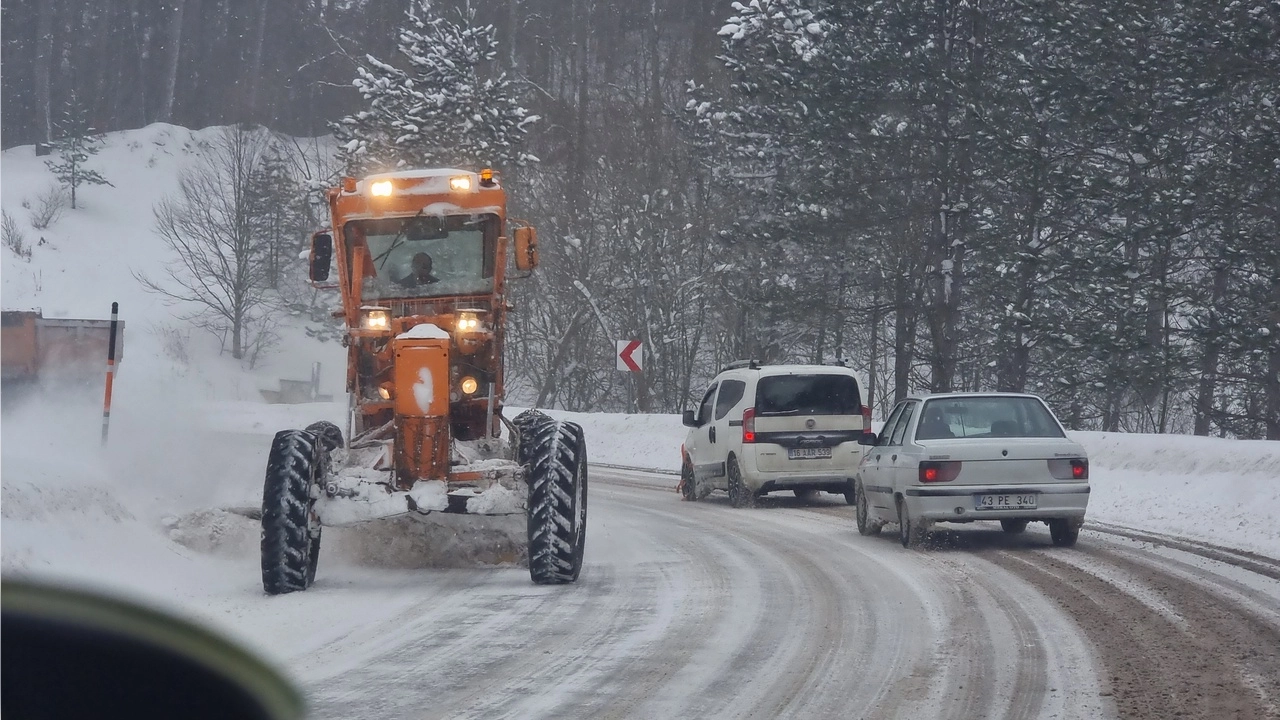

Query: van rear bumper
(741, 447), (864, 492)
(746, 472), (856, 494)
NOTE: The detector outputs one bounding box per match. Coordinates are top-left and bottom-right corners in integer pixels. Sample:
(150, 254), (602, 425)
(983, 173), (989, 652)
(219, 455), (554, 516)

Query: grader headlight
(455, 312), (482, 333)
(361, 307), (391, 332)
(369, 180), (394, 197)
(460, 376), (479, 395)
(449, 175), (472, 192)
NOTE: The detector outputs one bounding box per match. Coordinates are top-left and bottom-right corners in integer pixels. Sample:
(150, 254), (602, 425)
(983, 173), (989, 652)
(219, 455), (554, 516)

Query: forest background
(3, 0), (1277, 439)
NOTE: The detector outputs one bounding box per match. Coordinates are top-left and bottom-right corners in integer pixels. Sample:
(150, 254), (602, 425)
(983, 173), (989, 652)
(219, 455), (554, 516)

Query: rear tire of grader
(515, 410), (588, 585)
(261, 429), (326, 595)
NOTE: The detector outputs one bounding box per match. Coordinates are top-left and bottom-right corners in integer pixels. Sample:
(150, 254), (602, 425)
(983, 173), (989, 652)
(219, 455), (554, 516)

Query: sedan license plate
(974, 493), (1038, 510)
(788, 447), (832, 460)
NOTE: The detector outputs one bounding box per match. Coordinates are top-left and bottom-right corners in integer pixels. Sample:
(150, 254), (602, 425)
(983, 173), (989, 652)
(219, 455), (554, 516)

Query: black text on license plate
(974, 493), (1037, 510)
(788, 447), (832, 460)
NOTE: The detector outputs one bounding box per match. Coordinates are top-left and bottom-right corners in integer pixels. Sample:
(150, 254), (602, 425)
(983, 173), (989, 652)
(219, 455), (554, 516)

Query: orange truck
(1, 309), (123, 387)
(259, 168), (587, 593)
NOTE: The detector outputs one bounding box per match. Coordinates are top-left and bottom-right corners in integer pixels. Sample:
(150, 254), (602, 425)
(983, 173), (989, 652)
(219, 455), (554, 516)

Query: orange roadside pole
(100, 302), (119, 444)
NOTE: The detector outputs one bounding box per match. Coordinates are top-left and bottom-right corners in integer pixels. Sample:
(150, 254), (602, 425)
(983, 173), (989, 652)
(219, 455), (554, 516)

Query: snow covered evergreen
(333, 1), (537, 174)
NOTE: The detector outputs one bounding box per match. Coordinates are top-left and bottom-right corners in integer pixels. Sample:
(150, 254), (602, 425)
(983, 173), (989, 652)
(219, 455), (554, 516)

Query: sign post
(101, 302), (119, 444)
(617, 340), (642, 413)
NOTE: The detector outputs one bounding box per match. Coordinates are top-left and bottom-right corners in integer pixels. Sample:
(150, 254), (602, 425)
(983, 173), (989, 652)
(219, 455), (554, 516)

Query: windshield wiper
(372, 208), (427, 271)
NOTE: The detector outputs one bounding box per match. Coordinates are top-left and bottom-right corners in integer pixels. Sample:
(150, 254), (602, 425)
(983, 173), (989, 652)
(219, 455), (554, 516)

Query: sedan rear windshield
(755, 374), (862, 416)
(916, 397), (1065, 440)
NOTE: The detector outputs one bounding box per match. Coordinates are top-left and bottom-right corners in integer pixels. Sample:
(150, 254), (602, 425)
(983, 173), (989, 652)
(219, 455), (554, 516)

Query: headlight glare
(369, 180), (393, 197)
(449, 175), (472, 191)
(456, 312), (481, 332)
(361, 308), (391, 331)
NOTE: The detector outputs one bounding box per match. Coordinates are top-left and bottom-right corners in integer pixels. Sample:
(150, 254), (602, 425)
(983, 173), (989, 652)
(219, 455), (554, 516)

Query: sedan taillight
(919, 461), (962, 483)
(1048, 458), (1089, 480)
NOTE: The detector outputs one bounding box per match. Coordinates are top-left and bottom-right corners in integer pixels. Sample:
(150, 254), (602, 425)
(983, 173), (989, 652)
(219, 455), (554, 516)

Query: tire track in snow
(989, 544), (1278, 720)
(288, 469), (1116, 719)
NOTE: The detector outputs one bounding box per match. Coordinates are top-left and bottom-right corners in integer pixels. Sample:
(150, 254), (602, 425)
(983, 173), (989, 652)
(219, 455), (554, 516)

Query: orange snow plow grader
(260, 168), (586, 593)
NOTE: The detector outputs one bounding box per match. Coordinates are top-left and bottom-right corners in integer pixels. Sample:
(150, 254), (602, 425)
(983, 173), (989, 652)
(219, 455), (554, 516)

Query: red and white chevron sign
(616, 340), (642, 372)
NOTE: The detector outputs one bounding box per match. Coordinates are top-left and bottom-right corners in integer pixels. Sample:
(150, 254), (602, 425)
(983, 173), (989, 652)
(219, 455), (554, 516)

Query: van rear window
(755, 375), (861, 416)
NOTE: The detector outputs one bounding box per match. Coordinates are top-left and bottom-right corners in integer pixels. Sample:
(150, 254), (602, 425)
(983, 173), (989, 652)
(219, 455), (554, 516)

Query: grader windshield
(347, 214), (498, 300)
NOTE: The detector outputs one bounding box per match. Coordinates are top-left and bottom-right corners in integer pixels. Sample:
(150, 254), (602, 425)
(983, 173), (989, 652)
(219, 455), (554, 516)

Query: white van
(681, 362), (872, 507)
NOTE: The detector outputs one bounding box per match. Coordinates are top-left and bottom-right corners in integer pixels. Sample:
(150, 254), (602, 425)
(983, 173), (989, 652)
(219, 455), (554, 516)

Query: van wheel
(856, 481), (881, 536)
(680, 458), (697, 501)
(1049, 519), (1080, 547)
(897, 498), (924, 549)
(1000, 519), (1029, 534)
(727, 457), (756, 509)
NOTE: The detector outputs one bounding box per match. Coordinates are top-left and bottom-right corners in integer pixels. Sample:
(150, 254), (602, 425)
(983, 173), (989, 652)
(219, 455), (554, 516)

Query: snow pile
(397, 322), (450, 340)
(1, 123), (349, 405)
(516, 408), (688, 471)
(465, 482), (525, 515)
(524, 408), (1280, 555)
(1073, 431), (1280, 555)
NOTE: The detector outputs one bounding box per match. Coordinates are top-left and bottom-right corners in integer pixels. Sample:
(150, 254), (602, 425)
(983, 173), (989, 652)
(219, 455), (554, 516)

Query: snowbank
(530, 409), (1280, 555)
(1, 124), (349, 404)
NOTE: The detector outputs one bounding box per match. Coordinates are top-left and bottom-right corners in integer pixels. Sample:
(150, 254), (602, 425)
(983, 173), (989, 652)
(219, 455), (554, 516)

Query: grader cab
(260, 168), (586, 593)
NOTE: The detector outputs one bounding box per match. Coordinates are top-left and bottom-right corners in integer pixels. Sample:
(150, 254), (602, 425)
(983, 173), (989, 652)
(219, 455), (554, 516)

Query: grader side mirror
(513, 227), (539, 271)
(310, 232), (333, 282)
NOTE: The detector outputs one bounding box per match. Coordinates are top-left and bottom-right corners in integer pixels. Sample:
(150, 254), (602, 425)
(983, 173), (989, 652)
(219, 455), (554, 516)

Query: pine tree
(45, 90), (111, 209)
(245, 141), (307, 289)
(333, 1), (537, 174)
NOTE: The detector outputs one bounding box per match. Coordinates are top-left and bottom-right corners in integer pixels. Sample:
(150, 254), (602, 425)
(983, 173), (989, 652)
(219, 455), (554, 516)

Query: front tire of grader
(517, 411), (588, 585)
(261, 429), (324, 595)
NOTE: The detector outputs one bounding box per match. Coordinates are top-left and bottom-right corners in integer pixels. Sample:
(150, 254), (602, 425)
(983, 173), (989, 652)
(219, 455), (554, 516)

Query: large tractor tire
(305, 420), (344, 453)
(515, 410), (587, 585)
(261, 429), (324, 595)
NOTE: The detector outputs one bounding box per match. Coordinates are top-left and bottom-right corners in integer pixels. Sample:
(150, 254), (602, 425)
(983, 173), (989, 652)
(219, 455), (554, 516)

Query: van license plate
(974, 494), (1037, 510)
(788, 447), (832, 460)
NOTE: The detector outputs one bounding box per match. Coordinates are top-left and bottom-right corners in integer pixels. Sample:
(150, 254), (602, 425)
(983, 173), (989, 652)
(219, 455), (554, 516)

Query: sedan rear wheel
(1049, 518), (1080, 547)
(897, 498), (924, 549)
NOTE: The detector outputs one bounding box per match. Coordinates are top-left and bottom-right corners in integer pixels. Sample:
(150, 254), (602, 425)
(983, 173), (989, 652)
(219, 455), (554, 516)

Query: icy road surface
(277, 467), (1278, 719)
(4, 423), (1278, 719)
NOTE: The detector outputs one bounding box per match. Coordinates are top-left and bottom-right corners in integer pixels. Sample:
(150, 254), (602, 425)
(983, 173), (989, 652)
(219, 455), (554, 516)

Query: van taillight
(861, 404), (872, 432)
(919, 461), (961, 483)
(743, 408), (756, 444)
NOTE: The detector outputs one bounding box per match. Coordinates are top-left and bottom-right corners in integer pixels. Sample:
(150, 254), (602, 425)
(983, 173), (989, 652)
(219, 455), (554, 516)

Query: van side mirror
(858, 432), (878, 446)
(310, 232), (333, 282)
(513, 226), (539, 271)
(682, 410), (697, 427)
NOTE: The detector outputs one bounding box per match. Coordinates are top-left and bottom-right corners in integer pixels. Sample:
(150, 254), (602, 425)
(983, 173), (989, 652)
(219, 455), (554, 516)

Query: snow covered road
(273, 467), (1279, 719)
(5, 428), (1279, 718)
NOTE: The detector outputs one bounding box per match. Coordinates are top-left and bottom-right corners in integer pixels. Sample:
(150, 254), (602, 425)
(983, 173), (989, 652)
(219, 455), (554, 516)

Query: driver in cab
(395, 252), (440, 288)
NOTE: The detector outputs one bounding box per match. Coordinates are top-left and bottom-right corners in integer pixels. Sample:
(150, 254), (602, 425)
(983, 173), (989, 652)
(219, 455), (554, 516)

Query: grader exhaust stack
(259, 169), (586, 593)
